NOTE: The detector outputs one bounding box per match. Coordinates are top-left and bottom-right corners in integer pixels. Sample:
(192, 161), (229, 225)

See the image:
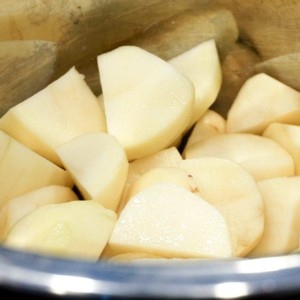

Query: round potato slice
(109, 183), (232, 259)
(185, 133), (295, 181)
(178, 157), (264, 257)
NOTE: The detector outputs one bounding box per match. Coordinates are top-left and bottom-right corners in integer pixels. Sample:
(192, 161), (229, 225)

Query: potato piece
(117, 147), (182, 216)
(0, 0), (200, 89)
(211, 42), (260, 118)
(169, 39), (222, 130)
(125, 167), (200, 204)
(0, 67), (107, 167)
(178, 157), (264, 257)
(110, 183), (232, 259)
(56, 132), (128, 212)
(248, 176), (300, 257)
(226, 74), (300, 134)
(185, 133), (294, 181)
(255, 53), (300, 92)
(98, 46), (194, 161)
(263, 123), (300, 175)
(0, 130), (73, 209)
(5, 201), (116, 261)
(183, 109), (226, 154)
(0, 186), (78, 241)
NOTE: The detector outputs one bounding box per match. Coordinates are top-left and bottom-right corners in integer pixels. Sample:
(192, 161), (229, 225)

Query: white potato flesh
(0, 185), (78, 241)
(98, 46), (194, 161)
(178, 157), (264, 257)
(117, 147), (182, 216)
(56, 132), (128, 212)
(0, 67), (107, 167)
(226, 73), (300, 134)
(185, 133), (295, 181)
(5, 201), (117, 261)
(169, 39), (222, 130)
(263, 123), (300, 175)
(248, 176), (300, 257)
(125, 167), (200, 203)
(0, 130), (73, 209)
(184, 109), (226, 153)
(109, 183), (232, 259)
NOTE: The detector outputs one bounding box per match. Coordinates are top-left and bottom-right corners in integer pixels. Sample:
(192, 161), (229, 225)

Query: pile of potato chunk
(0, 37), (300, 262)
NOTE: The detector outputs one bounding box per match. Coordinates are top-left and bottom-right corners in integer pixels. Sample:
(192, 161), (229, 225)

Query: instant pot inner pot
(1, 0), (300, 299)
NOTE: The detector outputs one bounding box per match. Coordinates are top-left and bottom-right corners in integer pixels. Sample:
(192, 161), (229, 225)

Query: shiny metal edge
(1, 246), (300, 298)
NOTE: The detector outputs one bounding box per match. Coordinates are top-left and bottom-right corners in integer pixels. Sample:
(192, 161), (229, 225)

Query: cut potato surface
(0, 130), (73, 209)
(0, 185), (78, 241)
(117, 147), (182, 216)
(5, 200), (117, 261)
(263, 123), (300, 175)
(184, 109), (226, 152)
(211, 42), (261, 118)
(2, 34), (300, 262)
(56, 132), (128, 212)
(169, 39), (222, 130)
(178, 157), (264, 257)
(125, 167), (200, 204)
(248, 176), (300, 257)
(226, 73), (300, 134)
(109, 183), (232, 259)
(98, 46), (194, 161)
(185, 133), (295, 181)
(0, 67), (107, 167)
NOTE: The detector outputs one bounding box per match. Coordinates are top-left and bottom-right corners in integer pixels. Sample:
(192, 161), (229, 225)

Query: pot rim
(1, 246), (300, 298)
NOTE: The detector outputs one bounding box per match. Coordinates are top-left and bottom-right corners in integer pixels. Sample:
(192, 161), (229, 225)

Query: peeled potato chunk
(117, 147), (182, 216)
(263, 123), (300, 175)
(5, 201), (117, 261)
(56, 132), (128, 212)
(169, 39), (222, 130)
(0, 185), (78, 241)
(98, 46), (194, 161)
(254, 53), (300, 92)
(185, 133), (294, 181)
(0, 130), (73, 210)
(125, 167), (200, 204)
(0, 67), (107, 167)
(178, 157), (264, 257)
(226, 73), (300, 134)
(248, 176), (300, 257)
(109, 183), (232, 259)
(183, 109), (226, 154)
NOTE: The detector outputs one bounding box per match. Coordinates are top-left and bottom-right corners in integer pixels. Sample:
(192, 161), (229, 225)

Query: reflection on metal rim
(1, 246), (300, 298)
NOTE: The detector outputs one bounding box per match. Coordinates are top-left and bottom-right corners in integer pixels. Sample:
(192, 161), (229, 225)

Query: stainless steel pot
(1, 1), (300, 298)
